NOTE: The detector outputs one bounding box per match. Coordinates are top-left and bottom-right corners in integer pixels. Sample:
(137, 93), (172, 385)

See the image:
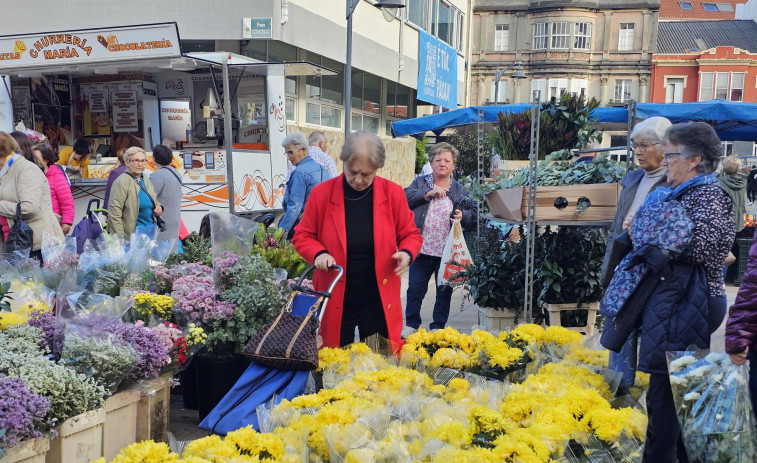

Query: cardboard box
(3, 438), (50, 463)
(46, 408), (105, 463)
(102, 390), (141, 461)
(486, 183), (620, 222)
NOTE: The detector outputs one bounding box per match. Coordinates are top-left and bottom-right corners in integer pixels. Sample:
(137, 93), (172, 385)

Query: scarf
(643, 173), (717, 206)
(0, 152), (21, 181)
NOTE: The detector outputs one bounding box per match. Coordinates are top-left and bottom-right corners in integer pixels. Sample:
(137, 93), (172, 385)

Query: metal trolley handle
(290, 264), (344, 299)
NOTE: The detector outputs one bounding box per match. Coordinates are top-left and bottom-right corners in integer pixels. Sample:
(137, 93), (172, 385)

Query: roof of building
(656, 20), (757, 53)
(659, 0), (747, 20)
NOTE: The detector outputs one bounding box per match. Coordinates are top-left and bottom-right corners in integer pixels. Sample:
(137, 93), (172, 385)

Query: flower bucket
(101, 389), (141, 461)
(546, 302), (599, 336)
(195, 354), (252, 422)
(135, 374), (172, 444)
(2, 438), (50, 463)
(179, 359), (198, 410)
(46, 408), (105, 463)
(476, 307), (517, 333)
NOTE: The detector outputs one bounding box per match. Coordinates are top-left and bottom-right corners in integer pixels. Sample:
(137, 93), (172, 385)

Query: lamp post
(345, 0), (405, 135)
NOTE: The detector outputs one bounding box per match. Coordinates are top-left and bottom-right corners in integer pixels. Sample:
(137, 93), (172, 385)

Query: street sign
(243, 18), (273, 40)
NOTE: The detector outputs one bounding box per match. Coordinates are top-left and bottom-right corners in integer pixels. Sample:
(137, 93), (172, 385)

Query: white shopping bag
(437, 220), (472, 287)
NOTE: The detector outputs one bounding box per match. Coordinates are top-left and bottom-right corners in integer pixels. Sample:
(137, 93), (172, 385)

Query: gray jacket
(600, 168), (667, 287)
(150, 167), (183, 249)
(405, 175), (478, 233)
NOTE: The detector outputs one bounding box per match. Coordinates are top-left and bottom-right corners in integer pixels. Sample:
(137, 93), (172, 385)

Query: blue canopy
(392, 100), (757, 141)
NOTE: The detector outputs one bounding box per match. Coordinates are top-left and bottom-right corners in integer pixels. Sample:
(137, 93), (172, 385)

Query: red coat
(293, 175), (422, 349)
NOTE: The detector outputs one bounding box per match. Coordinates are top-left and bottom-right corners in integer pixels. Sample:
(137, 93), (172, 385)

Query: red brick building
(650, 20), (757, 103)
(660, 0), (747, 20)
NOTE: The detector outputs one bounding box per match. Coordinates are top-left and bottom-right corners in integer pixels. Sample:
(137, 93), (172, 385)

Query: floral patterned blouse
(679, 183), (735, 298)
(419, 194), (453, 257)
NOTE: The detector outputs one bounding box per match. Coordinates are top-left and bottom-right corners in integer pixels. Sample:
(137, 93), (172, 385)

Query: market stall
(0, 23), (334, 231)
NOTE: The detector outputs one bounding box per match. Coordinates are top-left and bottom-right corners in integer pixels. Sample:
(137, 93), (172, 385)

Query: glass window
(699, 72), (713, 101)
(533, 23), (547, 50)
(731, 72), (744, 101)
(351, 73), (364, 109)
(491, 79), (507, 103)
(286, 97), (295, 122)
(181, 40), (215, 53)
(321, 57), (343, 105)
(665, 78), (684, 103)
(363, 73), (381, 114)
(614, 79), (632, 102)
(408, 0), (428, 29)
(268, 41), (297, 62)
(679, 1), (693, 9)
(245, 40), (267, 61)
(306, 102), (321, 125)
(457, 10), (464, 51)
(717, 3), (734, 11)
(431, 0), (438, 36)
(285, 76), (296, 95)
(618, 23), (635, 51)
(320, 106), (342, 128)
(351, 113), (362, 131)
(702, 2), (718, 11)
(363, 115), (379, 134)
(437, 1), (452, 45)
(574, 22), (592, 50)
(551, 22), (570, 50)
(494, 24), (509, 51)
(715, 72), (729, 99)
(530, 78), (547, 101)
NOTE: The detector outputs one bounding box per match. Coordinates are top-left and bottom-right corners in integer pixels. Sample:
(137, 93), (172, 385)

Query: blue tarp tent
(391, 100), (757, 141)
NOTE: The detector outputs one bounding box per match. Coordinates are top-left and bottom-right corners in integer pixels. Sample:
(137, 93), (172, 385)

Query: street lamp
(345, 0), (405, 134)
(493, 61), (526, 105)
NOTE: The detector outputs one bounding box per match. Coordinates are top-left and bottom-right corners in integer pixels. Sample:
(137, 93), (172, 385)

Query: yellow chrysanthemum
(109, 440), (180, 462)
(543, 325), (583, 346)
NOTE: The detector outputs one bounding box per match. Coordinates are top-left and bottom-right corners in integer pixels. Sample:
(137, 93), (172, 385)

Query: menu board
(112, 89), (138, 132)
(159, 99), (191, 146)
(89, 91), (107, 112)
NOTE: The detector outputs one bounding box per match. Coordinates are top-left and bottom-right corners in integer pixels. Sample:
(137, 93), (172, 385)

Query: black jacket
(404, 175), (478, 233)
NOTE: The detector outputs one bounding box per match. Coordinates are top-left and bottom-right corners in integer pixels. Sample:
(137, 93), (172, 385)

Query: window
(351, 113), (380, 134)
(701, 2), (732, 11)
(574, 23), (592, 50)
(494, 24), (509, 52)
(702, 2), (718, 10)
(679, 1), (693, 9)
(408, 0), (429, 29)
(699, 72), (714, 101)
(731, 73), (744, 101)
(351, 72), (381, 113)
(530, 79), (547, 101)
(551, 22), (570, 49)
(618, 23), (635, 51)
(614, 79), (632, 102)
(533, 23), (548, 50)
(491, 80), (507, 103)
(305, 52), (343, 128)
(548, 78), (568, 99)
(665, 78), (684, 103)
(386, 81), (414, 135)
(437, 1), (452, 46)
(570, 79), (588, 97)
(715, 72), (729, 99)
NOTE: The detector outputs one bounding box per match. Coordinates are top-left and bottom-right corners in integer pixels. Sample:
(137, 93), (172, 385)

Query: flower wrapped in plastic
(150, 321), (206, 373)
(59, 329), (139, 395)
(131, 292), (174, 323)
(667, 350), (757, 462)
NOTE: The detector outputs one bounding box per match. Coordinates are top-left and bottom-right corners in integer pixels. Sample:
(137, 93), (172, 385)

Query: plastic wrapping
(668, 350), (757, 462)
(210, 212), (256, 287)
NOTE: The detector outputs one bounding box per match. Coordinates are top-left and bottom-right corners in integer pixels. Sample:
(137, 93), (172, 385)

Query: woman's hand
(154, 205), (163, 216)
(392, 252), (410, 276)
(425, 186), (447, 199)
(315, 253), (336, 270)
(621, 213), (634, 231)
(450, 209), (462, 222)
(61, 223), (71, 235)
(730, 347), (749, 365)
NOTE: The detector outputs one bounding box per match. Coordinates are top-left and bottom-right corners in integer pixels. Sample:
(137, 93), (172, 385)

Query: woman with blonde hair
(107, 147), (163, 239)
(0, 132), (63, 262)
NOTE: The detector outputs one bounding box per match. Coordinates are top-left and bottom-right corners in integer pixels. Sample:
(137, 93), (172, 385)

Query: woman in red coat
(293, 131), (422, 349)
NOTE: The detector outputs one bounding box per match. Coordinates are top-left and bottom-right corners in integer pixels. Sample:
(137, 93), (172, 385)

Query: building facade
(660, 0), (747, 20)
(470, 0), (659, 106)
(650, 20), (757, 104)
(0, 0), (471, 186)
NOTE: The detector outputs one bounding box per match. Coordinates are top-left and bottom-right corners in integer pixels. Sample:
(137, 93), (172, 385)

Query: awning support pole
(223, 57), (235, 215)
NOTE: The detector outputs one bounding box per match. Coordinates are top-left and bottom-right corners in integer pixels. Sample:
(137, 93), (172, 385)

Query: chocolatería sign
(0, 23), (181, 69)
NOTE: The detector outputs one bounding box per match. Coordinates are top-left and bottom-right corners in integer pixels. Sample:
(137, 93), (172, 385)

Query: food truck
(0, 22), (333, 231)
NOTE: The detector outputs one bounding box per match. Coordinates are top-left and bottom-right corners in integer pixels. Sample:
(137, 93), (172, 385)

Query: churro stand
(0, 22), (334, 231)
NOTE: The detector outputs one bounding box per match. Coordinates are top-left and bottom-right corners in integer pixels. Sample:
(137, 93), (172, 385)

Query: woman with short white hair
(107, 147), (163, 239)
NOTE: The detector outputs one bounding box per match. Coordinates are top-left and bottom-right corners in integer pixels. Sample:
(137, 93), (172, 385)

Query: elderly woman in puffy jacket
(107, 147), (163, 239)
(0, 132), (64, 262)
(33, 144), (75, 235)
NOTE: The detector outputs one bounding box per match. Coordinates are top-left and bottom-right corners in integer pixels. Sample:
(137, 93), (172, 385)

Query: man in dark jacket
(747, 165), (757, 204)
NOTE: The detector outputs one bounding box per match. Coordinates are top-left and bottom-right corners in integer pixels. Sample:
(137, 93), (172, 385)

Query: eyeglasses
(630, 141), (659, 151)
(663, 152), (682, 161)
(130, 159), (148, 164)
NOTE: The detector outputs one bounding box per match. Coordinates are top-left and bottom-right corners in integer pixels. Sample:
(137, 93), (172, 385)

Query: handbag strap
(162, 166), (183, 184)
(129, 174), (161, 221)
(14, 203), (21, 220)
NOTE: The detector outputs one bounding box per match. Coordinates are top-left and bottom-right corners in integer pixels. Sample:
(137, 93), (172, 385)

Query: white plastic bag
(437, 220), (472, 287)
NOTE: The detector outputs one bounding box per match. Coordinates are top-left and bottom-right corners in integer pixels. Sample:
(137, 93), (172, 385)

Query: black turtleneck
(343, 176), (375, 279)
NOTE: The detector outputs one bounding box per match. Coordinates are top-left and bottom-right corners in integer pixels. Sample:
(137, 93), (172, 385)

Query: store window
(618, 23), (634, 51)
(574, 23), (592, 50)
(614, 79), (632, 102)
(551, 22), (570, 50)
(305, 52), (343, 128)
(386, 82), (415, 135)
(268, 41), (297, 62)
(494, 25), (509, 52)
(665, 78), (684, 103)
(533, 23), (548, 50)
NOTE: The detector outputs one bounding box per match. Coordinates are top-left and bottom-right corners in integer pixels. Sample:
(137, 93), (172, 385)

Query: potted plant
(534, 226), (606, 334)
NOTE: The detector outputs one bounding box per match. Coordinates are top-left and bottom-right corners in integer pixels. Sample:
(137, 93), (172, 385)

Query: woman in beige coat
(0, 132), (63, 263)
(107, 147), (163, 239)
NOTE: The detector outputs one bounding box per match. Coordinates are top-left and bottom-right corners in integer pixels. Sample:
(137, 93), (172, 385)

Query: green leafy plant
(0, 281), (11, 312)
(491, 94), (602, 161)
(166, 232), (212, 267)
(415, 137), (428, 174)
(446, 131), (493, 177)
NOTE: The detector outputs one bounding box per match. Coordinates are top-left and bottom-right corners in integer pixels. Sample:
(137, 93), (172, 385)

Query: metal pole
(476, 106), (484, 240)
(523, 92), (540, 323)
(222, 58), (235, 214)
(626, 100), (637, 173)
(344, 0), (358, 135)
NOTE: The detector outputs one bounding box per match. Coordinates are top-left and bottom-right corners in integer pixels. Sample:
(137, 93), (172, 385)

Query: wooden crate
(135, 374), (171, 443)
(102, 389), (141, 461)
(46, 408), (105, 463)
(477, 307), (517, 333)
(546, 302), (599, 336)
(486, 184), (620, 222)
(2, 438), (50, 463)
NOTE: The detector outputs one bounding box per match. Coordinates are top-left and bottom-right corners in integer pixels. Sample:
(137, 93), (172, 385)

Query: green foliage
(446, 132), (493, 177)
(252, 240), (310, 280)
(0, 281), (11, 312)
(492, 94), (602, 161)
(216, 254), (289, 355)
(415, 137), (428, 174)
(166, 232), (212, 267)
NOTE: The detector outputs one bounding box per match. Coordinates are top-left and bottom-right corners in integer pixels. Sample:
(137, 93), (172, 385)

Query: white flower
(683, 392), (701, 402)
(669, 375), (688, 386)
(716, 413), (723, 420)
(685, 365), (714, 379)
(705, 352), (727, 364)
(712, 373), (724, 382)
(669, 355), (697, 372)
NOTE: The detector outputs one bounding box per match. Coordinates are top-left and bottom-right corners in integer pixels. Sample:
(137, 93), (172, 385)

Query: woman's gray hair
(664, 122), (722, 174)
(631, 116), (672, 144)
(281, 132), (308, 150)
(340, 130), (386, 168)
(123, 146), (146, 164)
(428, 142), (459, 164)
(721, 155), (741, 175)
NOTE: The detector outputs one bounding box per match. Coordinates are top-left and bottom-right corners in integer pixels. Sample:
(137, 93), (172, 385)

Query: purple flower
(0, 375), (50, 448)
(27, 309), (64, 360)
(102, 322), (170, 381)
